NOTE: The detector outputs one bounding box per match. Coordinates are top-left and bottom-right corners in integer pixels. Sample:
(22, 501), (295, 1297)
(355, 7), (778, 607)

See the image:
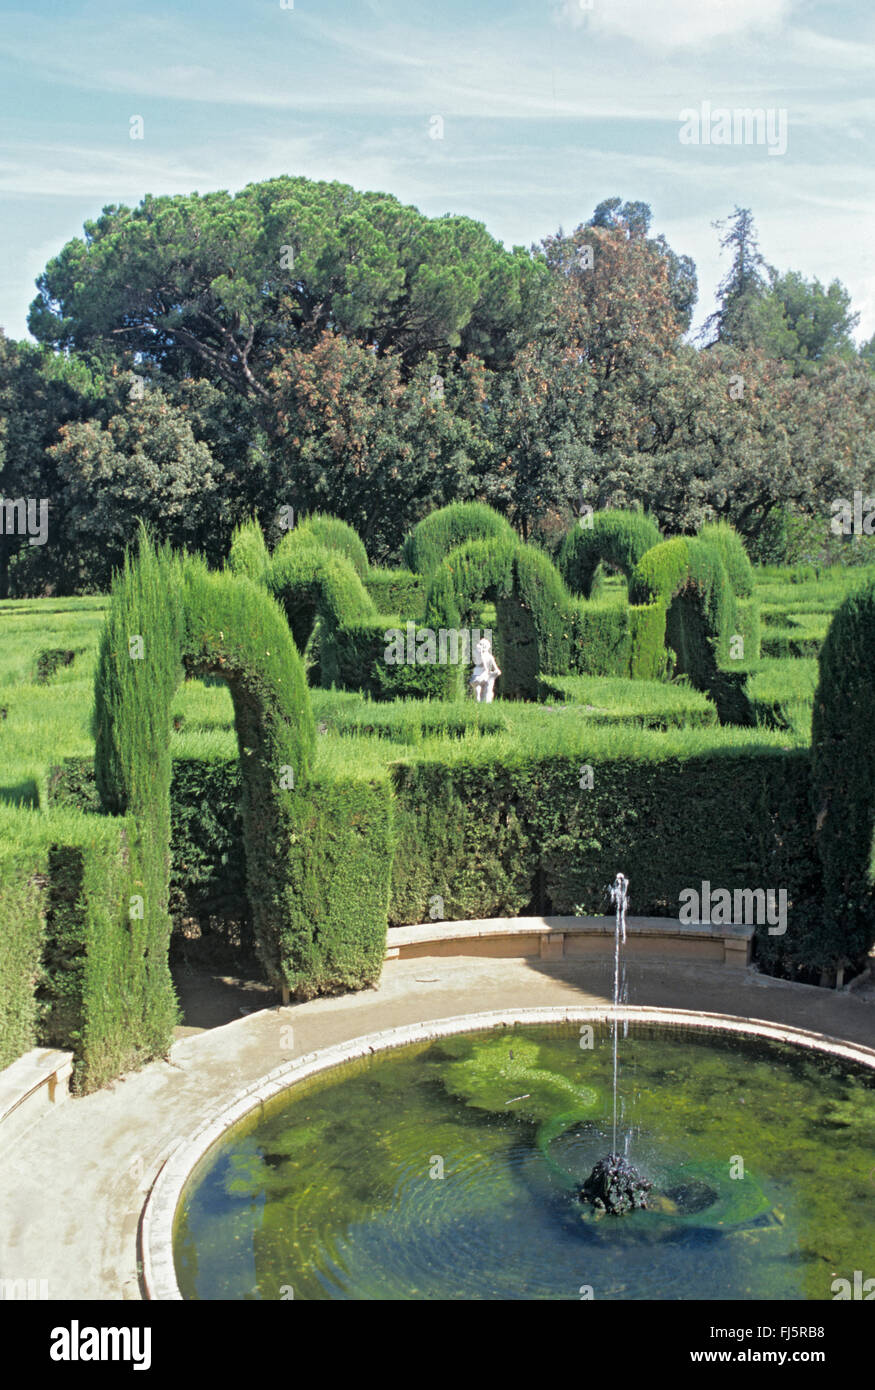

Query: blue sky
(1, 0), (873, 343)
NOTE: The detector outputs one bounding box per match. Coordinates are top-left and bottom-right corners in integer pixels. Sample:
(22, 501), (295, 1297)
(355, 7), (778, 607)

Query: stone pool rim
(139, 1004), (875, 1301)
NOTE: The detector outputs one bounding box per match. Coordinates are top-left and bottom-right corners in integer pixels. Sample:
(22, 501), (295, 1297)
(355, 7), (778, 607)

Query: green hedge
(44, 721), (828, 984)
(538, 674), (718, 728)
(698, 521), (755, 598)
(94, 537), (396, 1028)
(364, 566), (425, 620)
(325, 618), (460, 701)
(424, 537), (574, 697)
(568, 599), (633, 677)
(267, 542), (376, 656)
(761, 627), (825, 658)
(275, 513), (370, 579)
(810, 578), (875, 973)
(386, 732), (818, 981)
(284, 767), (394, 996)
(0, 815), (52, 1070)
(629, 538), (744, 718)
(227, 517), (271, 584)
(559, 509), (662, 599)
(403, 501), (516, 574)
(0, 804), (150, 1091)
(734, 598), (762, 662)
(627, 603), (668, 680)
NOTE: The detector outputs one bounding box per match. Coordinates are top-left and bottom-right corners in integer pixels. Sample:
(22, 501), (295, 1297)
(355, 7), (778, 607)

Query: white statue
(469, 636), (501, 702)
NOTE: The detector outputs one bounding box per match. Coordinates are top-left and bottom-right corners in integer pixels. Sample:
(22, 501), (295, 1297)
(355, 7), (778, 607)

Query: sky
(0, 0), (873, 344)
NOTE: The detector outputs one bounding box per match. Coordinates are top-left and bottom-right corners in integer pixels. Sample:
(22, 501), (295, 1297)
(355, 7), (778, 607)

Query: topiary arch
(559, 509), (662, 599)
(424, 537), (573, 698)
(275, 512), (371, 579)
(95, 534), (383, 1048)
(403, 501), (517, 575)
(266, 540), (377, 675)
(697, 521), (755, 598)
(629, 537), (753, 723)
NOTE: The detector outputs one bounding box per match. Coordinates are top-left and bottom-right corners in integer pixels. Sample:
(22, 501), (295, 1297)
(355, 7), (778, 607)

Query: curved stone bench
(385, 915), (753, 967)
(0, 1048), (74, 1154)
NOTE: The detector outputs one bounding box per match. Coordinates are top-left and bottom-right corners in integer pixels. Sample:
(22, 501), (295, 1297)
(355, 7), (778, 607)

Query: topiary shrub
(93, 531), (389, 1040)
(227, 516), (271, 584)
(628, 603), (668, 680)
(629, 537), (750, 721)
(810, 577), (875, 976)
(424, 536), (574, 698)
(559, 509), (662, 599)
(267, 542), (376, 658)
(276, 513), (370, 579)
(630, 538), (737, 667)
(698, 521), (755, 598)
(734, 597), (762, 662)
(403, 501), (517, 575)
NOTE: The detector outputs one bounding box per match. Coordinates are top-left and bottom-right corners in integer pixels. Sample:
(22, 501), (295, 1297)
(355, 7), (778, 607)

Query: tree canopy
(2, 178), (873, 593)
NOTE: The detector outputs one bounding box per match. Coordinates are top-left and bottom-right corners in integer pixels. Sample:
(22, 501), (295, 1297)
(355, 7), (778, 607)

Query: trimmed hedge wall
(0, 815), (52, 1070)
(325, 618), (459, 700)
(627, 602), (668, 680)
(559, 509), (662, 599)
(364, 566), (426, 620)
(810, 577), (875, 973)
(284, 767), (394, 995)
(735, 598), (762, 662)
(47, 723), (838, 986)
(386, 735), (820, 981)
(568, 600), (632, 677)
(403, 501), (516, 574)
(0, 804), (148, 1090)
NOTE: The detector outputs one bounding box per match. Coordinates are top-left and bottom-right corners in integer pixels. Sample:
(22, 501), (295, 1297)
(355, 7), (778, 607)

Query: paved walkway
(1, 953), (872, 1300)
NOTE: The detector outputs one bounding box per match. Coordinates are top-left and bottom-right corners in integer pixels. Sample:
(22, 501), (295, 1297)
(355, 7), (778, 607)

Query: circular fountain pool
(153, 1010), (875, 1301)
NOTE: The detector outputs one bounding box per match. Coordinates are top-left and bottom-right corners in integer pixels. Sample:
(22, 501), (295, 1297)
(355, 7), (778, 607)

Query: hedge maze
(2, 504), (874, 1090)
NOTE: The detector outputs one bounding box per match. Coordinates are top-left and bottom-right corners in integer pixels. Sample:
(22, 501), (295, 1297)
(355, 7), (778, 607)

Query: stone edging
(0, 1049), (74, 1154)
(139, 1005), (875, 1301)
(385, 915), (754, 966)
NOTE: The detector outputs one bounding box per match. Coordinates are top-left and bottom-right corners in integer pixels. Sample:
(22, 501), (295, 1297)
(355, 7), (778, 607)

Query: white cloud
(559, 0), (796, 51)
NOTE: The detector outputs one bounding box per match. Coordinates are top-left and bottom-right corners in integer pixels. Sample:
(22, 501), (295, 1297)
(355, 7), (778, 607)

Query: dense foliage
(4, 182), (874, 594)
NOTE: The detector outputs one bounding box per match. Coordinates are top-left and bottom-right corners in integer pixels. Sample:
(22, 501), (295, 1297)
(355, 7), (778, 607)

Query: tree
(624, 346), (875, 543)
(46, 390), (223, 590)
(28, 178), (541, 414)
(267, 331), (491, 560)
(752, 270), (860, 374)
(702, 207), (770, 348)
(589, 197), (698, 334)
(540, 216), (688, 470)
(481, 333), (595, 540)
(0, 332), (116, 596)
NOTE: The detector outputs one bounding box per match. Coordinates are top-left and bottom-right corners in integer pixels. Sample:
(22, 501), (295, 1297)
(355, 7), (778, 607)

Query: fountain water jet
(579, 871), (652, 1216)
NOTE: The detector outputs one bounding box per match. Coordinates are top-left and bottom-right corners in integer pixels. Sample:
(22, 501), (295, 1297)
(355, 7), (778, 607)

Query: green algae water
(174, 1023), (875, 1300)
